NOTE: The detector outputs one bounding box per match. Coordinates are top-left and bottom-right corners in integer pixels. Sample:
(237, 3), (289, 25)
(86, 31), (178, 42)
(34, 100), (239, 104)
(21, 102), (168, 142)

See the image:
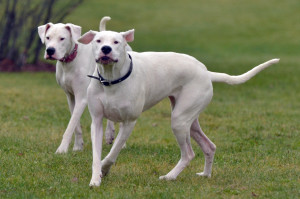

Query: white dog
(37, 17), (118, 153)
(78, 28), (279, 186)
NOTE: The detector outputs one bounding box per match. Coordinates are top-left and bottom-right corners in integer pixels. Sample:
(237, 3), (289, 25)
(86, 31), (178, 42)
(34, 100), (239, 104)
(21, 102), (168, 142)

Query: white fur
(78, 29), (279, 186)
(37, 19), (116, 153)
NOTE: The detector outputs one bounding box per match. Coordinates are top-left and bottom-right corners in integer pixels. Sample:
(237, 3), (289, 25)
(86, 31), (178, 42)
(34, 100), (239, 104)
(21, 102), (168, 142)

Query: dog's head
(78, 29), (134, 65)
(37, 23), (81, 60)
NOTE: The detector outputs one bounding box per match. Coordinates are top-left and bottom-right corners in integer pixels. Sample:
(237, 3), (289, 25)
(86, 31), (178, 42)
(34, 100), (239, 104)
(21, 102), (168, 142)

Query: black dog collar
(88, 54), (133, 86)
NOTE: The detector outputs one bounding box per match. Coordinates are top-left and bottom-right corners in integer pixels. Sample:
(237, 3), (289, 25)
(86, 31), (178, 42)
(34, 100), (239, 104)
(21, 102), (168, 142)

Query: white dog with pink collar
(37, 17), (118, 153)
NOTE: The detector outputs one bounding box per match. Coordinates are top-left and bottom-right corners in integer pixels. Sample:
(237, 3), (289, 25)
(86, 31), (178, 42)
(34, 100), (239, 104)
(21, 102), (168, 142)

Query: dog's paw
(159, 175), (176, 181)
(72, 142), (84, 152)
(196, 172), (211, 178)
(101, 165), (111, 177)
(55, 145), (68, 154)
(105, 135), (114, 145)
(101, 159), (113, 176)
(89, 175), (102, 187)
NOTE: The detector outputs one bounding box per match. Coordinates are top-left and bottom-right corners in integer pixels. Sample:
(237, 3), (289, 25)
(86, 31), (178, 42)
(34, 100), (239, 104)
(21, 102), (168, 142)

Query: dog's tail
(99, 16), (111, 31)
(209, 58), (280, 85)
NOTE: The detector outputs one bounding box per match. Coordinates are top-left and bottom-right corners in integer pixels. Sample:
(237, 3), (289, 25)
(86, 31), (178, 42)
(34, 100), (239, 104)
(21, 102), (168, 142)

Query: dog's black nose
(101, 46), (112, 55)
(46, 47), (55, 56)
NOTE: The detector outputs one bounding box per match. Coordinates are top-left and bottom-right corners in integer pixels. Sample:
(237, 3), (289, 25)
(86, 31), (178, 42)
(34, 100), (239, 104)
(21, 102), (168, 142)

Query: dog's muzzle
(46, 55), (57, 60)
(96, 56), (118, 65)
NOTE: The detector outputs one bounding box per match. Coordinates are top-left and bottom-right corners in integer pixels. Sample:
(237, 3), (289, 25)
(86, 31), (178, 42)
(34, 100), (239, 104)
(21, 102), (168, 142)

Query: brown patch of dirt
(0, 59), (55, 72)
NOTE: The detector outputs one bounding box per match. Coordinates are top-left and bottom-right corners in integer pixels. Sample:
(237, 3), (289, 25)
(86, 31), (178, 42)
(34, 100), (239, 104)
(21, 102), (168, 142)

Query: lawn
(0, 0), (299, 198)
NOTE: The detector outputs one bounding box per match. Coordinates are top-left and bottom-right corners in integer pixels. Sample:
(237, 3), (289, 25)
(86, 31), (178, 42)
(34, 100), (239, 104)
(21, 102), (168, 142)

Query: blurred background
(0, 0), (83, 71)
(0, 0), (299, 72)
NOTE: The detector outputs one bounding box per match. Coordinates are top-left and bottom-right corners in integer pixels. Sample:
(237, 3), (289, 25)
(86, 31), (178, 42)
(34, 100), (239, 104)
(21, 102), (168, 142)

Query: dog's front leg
(56, 100), (87, 154)
(65, 94), (85, 151)
(101, 121), (136, 176)
(89, 115), (104, 187)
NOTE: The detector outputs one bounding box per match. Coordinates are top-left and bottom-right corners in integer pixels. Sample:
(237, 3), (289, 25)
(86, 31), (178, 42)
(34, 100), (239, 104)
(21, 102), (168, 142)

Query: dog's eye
(60, 37), (65, 41)
(96, 40), (101, 43)
(46, 37), (50, 40)
(114, 41), (119, 44)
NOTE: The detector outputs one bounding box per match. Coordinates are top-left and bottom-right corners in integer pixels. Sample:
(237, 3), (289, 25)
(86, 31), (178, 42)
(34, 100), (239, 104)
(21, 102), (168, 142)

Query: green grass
(1, 0), (300, 198)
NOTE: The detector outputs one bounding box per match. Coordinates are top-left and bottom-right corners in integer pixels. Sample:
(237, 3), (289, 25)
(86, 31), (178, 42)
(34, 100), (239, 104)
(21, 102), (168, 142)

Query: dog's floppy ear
(99, 16), (111, 31)
(37, 23), (53, 43)
(121, 29), (135, 43)
(65, 23), (82, 44)
(78, 30), (96, 44)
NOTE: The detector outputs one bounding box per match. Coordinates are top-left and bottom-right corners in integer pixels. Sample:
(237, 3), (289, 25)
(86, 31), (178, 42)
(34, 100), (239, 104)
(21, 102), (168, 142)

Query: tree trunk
(0, 0), (83, 70)
(0, 0), (17, 60)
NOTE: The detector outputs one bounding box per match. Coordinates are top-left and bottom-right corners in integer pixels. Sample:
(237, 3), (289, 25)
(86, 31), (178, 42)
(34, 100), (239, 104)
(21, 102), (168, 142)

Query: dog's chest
(57, 74), (74, 93)
(101, 92), (142, 122)
(56, 66), (77, 94)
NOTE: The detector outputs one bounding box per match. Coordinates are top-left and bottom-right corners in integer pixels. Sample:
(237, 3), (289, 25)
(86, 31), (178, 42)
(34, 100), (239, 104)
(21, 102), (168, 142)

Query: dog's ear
(37, 23), (53, 43)
(121, 29), (135, 43)
(99, 16), (111, 31)
(78, 30), (96, 44)
(65, 23), (82, 44)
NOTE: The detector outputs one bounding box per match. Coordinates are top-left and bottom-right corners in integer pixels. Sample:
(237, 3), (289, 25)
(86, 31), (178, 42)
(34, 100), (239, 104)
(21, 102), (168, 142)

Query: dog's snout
(101, 46), (112, 55)
(46, 47), (56, 56)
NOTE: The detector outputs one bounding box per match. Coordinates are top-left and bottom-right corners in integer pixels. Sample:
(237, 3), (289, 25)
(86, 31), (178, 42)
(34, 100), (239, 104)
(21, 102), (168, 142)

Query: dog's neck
(59, 42), (78, 63)
(97, 54), (131, 82)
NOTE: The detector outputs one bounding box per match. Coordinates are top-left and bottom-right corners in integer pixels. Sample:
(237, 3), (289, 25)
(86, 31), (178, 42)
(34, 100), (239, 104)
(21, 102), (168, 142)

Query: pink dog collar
(59, 44), (78, 63)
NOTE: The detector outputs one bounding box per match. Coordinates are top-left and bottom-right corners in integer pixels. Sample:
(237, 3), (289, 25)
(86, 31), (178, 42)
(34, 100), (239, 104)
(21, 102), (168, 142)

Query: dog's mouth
(46, 55), (57, 61)
(96, 56), (118, 65)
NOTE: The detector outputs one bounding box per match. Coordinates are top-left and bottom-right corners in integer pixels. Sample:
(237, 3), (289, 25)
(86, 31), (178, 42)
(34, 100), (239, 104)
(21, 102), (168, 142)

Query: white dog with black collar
(78, 27), (279, 186)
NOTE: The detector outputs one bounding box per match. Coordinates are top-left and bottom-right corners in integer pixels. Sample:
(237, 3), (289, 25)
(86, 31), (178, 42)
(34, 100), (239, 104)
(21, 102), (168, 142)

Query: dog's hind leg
(105, 120), (115, 145)
(159, 96), (196, 180)
(169, 96), (195, 160)
(73, 123), (84, 151)
(190, 119), (216, 178)
(159, 117), (194, 180)
(105, 122), (127, 148)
